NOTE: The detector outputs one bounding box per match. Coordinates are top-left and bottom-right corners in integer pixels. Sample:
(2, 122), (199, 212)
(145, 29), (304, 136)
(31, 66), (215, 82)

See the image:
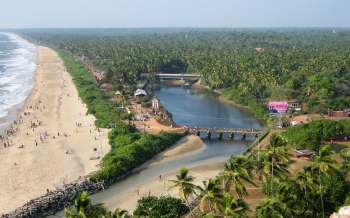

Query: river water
(52, 85), (261, 216)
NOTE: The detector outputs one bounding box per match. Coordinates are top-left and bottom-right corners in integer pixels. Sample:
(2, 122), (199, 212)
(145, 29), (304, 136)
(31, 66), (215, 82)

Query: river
(52, 85), (261, 216)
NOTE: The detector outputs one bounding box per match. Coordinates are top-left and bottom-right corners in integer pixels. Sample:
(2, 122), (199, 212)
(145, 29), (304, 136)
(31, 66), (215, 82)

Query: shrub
(133, 196), (189, 218)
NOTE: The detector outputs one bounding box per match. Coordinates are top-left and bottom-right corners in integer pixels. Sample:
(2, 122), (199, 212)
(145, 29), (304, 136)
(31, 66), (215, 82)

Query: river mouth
(51, 85), (261, 216)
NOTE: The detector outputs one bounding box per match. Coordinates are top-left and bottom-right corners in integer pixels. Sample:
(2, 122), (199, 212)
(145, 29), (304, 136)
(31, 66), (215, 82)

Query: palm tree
(169, 168), (199, 214)
(263, 136), (290, 195)
(256, 197), (292, 218)
(311, 145), (335, 175)
(295, 166), (316, 200)
(221, 155), (256, 198)
(311, 145), (336, 218)
(249, 135), (290, 196)
(65, 191), (107, 218)
(199, 178), (223, 214)
(248, 150), (265, 181)
(292, 167), (319, 217)
(218, 192), (250, 218)
(340, 148), (350, 179)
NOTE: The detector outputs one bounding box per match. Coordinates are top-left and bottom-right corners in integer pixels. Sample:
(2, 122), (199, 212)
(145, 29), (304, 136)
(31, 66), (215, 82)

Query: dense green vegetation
(282, 119), (350, 150)
(59, 51), (126, 128)
(21, 28), (350, 120)
(133, 196), (189, 218)
(59, 51), (182, 184)
(65, 192), (188, 218)
(94, 125), (182, 183)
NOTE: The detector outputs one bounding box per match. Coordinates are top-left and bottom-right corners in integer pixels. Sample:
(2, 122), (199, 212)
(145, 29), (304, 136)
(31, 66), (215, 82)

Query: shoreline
(0, 34), (37, 134)
(0, 46), (110, 214)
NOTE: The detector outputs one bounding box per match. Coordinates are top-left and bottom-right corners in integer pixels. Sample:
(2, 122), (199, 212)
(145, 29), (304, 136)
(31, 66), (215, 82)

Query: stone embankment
(1, 178), (104, 218)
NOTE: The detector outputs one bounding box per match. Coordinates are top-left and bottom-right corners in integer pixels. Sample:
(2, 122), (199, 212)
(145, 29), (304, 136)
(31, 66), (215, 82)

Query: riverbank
(0, 46), (110, 214)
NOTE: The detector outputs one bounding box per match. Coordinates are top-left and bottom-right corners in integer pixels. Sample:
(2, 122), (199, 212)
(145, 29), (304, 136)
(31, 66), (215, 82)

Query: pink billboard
(268, 101), (288, 113)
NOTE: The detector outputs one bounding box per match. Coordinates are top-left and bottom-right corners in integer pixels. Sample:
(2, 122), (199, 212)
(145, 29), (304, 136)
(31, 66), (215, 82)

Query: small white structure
(115, 91), (122, 96)
(134, 89), (147, 97)
(152, 98), (159, 113)
(291, 120), (299, 126)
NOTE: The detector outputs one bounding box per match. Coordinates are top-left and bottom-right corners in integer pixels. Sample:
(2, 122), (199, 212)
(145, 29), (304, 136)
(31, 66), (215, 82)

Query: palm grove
(19, 29), (350, 217)
(22, 29), (350, 120)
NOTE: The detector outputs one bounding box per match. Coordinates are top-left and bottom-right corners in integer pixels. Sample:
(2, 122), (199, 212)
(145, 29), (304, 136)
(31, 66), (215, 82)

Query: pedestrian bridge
(187, 127), (262, 140)
(156, 73), (201, 80)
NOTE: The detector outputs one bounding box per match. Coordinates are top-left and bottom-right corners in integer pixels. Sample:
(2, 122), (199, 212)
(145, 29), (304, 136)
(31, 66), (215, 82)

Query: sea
(0, 32), (37, 131)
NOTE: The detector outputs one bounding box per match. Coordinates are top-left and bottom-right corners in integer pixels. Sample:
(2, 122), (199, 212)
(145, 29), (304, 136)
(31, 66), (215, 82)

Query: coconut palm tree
(311, 145), (335, 175)
(340, 148), (350, 180)
(199, 178), (223, 214)
(256, 197), (292, 218)
(218, 192), (250, 218)
(249, 135), (290, 196)
(248, 150), (265, 181)
(169, 167), (199, 215)
(311, 145), (336, 218)
(263, 136), (290, 195)
(221, 155), (256, 198)
(65, 191), (107, 218)
(295, 166), (316, 200)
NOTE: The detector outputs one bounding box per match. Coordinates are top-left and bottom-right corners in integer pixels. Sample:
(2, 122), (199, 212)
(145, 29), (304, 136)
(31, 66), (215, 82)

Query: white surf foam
(0, 33), (37, 121)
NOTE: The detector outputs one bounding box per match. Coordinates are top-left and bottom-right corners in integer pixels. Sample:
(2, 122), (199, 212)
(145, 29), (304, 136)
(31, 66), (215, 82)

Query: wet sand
(160, 135), (204, 160)
(111, 161), (224, 212)
(0, 46), (110, 214)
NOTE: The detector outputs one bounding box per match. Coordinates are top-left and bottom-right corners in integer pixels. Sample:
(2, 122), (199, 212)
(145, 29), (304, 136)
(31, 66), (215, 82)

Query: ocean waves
(0, 33), (36, 120)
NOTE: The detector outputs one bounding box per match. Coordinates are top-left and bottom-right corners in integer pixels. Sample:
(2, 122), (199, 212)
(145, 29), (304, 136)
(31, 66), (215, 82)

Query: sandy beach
(0, 46), (110, 214)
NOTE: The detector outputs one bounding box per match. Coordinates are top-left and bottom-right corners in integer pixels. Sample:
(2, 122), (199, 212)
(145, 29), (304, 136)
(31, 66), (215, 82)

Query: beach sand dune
(0, 47), (110, 214)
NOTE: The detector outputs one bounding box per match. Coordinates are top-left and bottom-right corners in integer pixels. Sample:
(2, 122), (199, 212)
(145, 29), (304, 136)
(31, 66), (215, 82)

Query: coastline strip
(0, 46), (110, 214)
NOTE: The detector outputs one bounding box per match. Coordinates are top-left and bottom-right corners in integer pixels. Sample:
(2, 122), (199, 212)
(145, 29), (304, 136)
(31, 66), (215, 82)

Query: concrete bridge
(156, 73), (201, 80)
(187, 127), (262, 140)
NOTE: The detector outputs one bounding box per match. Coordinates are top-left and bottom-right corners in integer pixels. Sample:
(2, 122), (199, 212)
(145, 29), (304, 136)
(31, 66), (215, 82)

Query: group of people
(0, 100), (46, 149)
